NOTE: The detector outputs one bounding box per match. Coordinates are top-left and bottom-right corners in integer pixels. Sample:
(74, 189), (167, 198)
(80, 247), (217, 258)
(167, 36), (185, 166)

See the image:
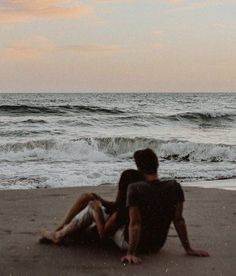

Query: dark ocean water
(0, 93), (235, 189)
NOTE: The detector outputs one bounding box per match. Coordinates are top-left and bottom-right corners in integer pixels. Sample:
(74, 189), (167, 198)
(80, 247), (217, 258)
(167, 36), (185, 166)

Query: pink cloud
(0, 0), (93, 23)
(62, 44), (122, 53)
(0, 36), (55, 59)
(167, 0), (235, 11)
(0, 36), (122, 60)
(164, 0), (185, 3)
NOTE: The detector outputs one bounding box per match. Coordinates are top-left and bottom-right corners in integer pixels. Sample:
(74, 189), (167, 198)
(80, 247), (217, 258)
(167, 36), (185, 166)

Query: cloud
(0, 0), (93, 23)
(0, 36), (55, 59)
(0, 36), (122, 60)
(167, 0), (235, 11)
(152, 30), (163, 37)
(94, 0), (135, 3)
(62, 44), (122, 53)
(164, 0), (185, 3)
(0, 0), (234, 24)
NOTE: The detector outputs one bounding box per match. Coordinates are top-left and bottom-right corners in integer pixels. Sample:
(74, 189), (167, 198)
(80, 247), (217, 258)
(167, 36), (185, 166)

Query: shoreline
(182, 178), (236, 191)
(0, 184), (236, 275)
(1, 178), (236, 191)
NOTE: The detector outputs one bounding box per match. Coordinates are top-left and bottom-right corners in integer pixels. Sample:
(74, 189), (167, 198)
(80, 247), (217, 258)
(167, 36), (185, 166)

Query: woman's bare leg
(42, 221), (79, 244)
(56, 193), (98, 230)
(43, 203), (105, 244)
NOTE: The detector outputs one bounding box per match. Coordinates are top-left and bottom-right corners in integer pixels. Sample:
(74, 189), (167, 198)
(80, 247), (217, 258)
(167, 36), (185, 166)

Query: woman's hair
(115, 169), (144, 211)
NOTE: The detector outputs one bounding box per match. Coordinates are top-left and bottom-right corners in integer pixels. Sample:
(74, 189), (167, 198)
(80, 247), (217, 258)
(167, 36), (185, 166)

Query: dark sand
(0, 184), (236, 276)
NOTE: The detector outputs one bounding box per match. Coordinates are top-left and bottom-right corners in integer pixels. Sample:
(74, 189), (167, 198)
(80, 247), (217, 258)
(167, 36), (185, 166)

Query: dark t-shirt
(126, 179), (185, 252)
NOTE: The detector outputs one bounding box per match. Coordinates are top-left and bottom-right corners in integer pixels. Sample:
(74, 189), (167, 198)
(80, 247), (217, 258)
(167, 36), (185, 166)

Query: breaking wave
(164, 111), (236, 126)
(0, 137), (235, 163)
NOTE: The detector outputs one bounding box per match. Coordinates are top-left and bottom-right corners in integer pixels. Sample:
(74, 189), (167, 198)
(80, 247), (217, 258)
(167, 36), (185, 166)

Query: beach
(1, 0), (235, 273)
(0, 181), (236, 276)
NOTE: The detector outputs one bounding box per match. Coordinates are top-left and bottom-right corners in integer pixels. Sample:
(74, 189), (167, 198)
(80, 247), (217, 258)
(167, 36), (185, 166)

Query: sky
(0, 0), (235, 93)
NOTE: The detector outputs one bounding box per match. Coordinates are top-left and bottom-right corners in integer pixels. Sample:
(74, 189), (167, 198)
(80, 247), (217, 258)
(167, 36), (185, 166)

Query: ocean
(0, 93), (235, 190)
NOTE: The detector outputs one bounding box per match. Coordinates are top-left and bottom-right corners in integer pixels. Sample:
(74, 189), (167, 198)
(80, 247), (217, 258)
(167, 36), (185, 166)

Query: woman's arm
(89, 200), (119, 238)
(103, 212), (119, 236)
(91, 193), (116, 210)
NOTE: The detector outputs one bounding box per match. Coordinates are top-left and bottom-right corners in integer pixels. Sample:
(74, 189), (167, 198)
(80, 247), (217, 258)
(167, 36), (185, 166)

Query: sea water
(0, 93), (235, 189)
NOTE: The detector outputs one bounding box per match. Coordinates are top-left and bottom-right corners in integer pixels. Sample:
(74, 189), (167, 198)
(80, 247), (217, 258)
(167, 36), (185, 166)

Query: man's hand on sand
(186, 248), (210, 257)
(121, 254), (142, 265)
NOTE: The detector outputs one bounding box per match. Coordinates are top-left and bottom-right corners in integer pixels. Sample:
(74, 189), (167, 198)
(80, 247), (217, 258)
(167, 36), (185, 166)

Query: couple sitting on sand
(41, 148), (209, 264)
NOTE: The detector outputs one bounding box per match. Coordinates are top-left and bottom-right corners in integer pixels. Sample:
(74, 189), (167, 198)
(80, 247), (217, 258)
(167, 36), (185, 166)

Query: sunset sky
(0, 0), (235, 93)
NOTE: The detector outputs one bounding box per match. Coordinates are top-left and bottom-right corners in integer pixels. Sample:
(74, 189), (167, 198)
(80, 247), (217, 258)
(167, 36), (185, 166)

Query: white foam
(183, 179), (236, 191)
(0, 138), (236, 190)
(159, 141), (236, 162)
(0, 139), (111, 162)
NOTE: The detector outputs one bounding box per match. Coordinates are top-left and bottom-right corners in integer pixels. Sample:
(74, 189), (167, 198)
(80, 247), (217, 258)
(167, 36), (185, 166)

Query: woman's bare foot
(38, 236), (53, 244)
(40, 230), (61, 244)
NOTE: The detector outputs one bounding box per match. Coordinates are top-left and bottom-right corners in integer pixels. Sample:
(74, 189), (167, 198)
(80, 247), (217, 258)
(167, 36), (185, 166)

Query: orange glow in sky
(0, 0), (235, 92)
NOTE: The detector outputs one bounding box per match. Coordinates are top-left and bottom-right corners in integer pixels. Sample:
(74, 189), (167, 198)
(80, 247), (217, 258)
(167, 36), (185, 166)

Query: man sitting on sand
(121, 148), (209, 264)
(40, 148), (209, 264)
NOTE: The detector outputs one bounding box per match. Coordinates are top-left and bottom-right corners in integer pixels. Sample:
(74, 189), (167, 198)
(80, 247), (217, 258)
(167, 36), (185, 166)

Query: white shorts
(72, 205), (109, 229)
(72, 205), (128, 250)
(112, 226), (128, 250)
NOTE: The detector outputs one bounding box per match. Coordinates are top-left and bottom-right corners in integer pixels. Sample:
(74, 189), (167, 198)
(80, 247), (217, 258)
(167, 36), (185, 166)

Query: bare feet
(40, 230), (61, 244)
(186, 248), (210, 257)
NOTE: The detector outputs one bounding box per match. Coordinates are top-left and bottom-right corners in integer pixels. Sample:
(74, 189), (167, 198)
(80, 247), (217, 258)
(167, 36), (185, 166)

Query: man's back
(126, 179), (185, 251)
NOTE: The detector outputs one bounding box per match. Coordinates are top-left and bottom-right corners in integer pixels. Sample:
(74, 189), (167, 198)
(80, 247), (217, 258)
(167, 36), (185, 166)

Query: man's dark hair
(133, 148), (159, 174)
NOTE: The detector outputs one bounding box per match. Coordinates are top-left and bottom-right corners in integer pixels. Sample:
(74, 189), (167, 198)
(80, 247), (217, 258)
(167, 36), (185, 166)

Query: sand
(0, 183), (236, 276)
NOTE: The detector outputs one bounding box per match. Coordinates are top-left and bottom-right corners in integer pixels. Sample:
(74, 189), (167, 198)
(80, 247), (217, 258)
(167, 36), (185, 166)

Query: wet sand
(0, 183), (236, 275)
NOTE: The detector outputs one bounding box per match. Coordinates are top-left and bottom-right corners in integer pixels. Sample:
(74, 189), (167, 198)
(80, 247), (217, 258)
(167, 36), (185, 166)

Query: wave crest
(0, 137), (235, 163)
(0, 105), (124, 115)
(92, 137), (236, 162)
(166, 111), (236, 125)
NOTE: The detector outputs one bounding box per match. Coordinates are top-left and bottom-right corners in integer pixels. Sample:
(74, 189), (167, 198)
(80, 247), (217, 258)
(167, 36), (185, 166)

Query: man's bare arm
(173, 202), (209, 257)
(121, 207), (142, 264)
(173, 202), (191, 251)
